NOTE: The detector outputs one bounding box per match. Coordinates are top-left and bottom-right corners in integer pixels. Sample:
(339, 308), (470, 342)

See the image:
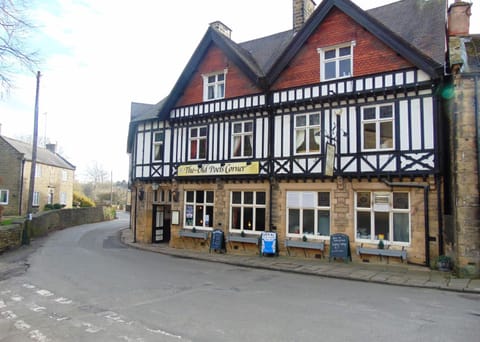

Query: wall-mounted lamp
(172, 190), (179, 202)
(138, 188), (145, 201)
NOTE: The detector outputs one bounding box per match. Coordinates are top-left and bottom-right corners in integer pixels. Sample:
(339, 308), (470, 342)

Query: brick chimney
(209, 21), (232, 39)
(448, 0), (472, 36)
(46, 143), (57, 153)
(293, 0), (316, 33)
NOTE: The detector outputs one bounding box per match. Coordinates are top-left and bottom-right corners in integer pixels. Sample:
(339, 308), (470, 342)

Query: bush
(73, 192), (95, 208)
(44, 204), (54, 210)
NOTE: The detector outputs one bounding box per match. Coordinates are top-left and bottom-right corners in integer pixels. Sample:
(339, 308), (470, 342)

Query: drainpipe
(267, 91), (275, 232)
(19, 159), (25, 215)
(133, 185), (137, 243)
(382, 179), (431, 267)
(475, 75), (480, 196)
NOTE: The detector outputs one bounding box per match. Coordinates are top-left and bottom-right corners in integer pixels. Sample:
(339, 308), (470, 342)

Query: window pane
(186, 191), (194, 203)
(380, 105), (393, 118)
(325, 61), (336, 80)
(317, 210), (330, 236)
(244, 207), (253, 230)
(232, 192), (241, 204)
(339, 59), (351, 77)
(256, 192), (266, 205)
(325, 49), (336, 59)
(318, 192), (330, 207)
(303, 209), (315, 234)
(393, 213), (409, 242)
(186, 204), (194, 225)
(255, 208), (266, 231)
(155, 132), (163, 141)
(357, 211), (371, 238)
(233, 136), (242, 157)
(309, 128), (320, 152)
(374, 212), (389, 240)
(217, 73), (224, 81)
(288, 209), (300, 234)
(295, 129), (306, 153)
(245, 122), (253, 132)
(244, 192), (253, 204)
(309, 114), (320, 126)
(232, 207), (241, 229)
(393, 193), (409, 209)
(296, 115), (307, 127)
(217, 84), (225, 98)
(205, 205), (213, 227)
(200, 127), (207, 136)
(363, 107), (376, 120)
(363, 123), (376, 149)
(195, 205), (204, 226)
(154, 144), (163, 160)
(233, 123), (242, 133)
(206, 191), (214, 203)
(244, 135), (253, 156)
(339, 46), (351, 56)
(199, 140), (206, 159)
(196, 191), (204, 203)
(191, 128), (198, 137)
(208, 75), (215, 83)
(380, 122), (393, 148)
(357, 192), (371, 208)
(208, 85), (215, 99)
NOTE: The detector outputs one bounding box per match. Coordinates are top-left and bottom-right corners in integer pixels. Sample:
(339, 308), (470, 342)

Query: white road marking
(23, 283), (36, 289)
(29, 329), (49, 342)
(0, 299), (6, 309)
(1, 310), (17, 319)
(103, 311), (125, 323)
(1, 290), (11, 295)
(14, 319), (31, 331)
(82, 322), (103, 333)
(54, 297), (73, 304)
(11, 295), (23, 302)
(48, 312), (70, 322)
(146, 327), (183, 339)
(36, 289), (54, 297)
(118, 336), (145, 342)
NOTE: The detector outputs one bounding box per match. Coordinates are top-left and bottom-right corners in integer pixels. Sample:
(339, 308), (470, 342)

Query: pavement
(120, 228), (480, 294)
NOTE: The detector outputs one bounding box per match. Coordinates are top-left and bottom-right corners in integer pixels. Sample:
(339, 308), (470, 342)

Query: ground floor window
(286, 191), (330, 238)
(230, 191), (266, 233)
(33, 192), (40, 207)
(184, 190), (214, 229)
(0, 189), (8, 205)
(355, 191), (410, 244)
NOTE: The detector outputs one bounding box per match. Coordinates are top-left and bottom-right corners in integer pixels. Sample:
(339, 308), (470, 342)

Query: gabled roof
(1, 136), (75, 170)
(158, 27), (267, 120)
(267, 0), (446, 83)
(127, 100), (166, 153)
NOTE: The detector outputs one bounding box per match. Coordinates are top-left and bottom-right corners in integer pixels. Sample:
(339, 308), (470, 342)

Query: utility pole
(27, 71), (41, 219)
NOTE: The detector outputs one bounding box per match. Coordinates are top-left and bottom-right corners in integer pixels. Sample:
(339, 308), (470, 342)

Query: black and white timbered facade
(127, 0), (449, 267)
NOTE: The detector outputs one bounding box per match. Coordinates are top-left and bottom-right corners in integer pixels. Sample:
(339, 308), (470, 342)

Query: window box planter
(356, 244), (407, 263)
(226, 234), (260, 245)
(178, 229), (209, 240)
(285, 238), (325, 257)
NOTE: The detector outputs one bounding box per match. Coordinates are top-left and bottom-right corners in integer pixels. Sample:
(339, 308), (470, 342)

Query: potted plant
(436, 255), (452, 272)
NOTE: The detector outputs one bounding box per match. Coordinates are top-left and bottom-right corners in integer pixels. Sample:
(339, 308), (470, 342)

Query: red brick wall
(175, 44), (262, 107)
(272, 8), (414, 90)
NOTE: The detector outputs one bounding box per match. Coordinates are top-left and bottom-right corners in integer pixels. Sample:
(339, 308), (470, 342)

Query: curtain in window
(233, 136), (242, 156)
(296, 130), (305, 153)
(244, 135), (253, 156)
(393, 213), (409, 242)
(191, 140), (197, 159)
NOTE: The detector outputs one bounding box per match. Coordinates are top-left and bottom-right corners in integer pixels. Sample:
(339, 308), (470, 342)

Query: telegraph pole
(27, 71), (41, 218)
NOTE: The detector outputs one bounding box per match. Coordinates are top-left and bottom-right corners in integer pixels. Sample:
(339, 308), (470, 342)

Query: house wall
(0, 138), (23, 216)
(272, 8), (413, 90)
(175, 45), (262, 107)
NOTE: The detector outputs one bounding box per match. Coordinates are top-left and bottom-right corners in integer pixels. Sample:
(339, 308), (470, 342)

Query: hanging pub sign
(178, 162), (260, 177)
(324, 143), (335, 177)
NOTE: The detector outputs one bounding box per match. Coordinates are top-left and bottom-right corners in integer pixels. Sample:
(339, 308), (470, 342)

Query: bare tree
(86, 161), (108, 185)
(0, 0), (38, 95)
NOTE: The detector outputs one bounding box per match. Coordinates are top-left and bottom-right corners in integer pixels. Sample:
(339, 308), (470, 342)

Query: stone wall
(0, 224), (23, 253)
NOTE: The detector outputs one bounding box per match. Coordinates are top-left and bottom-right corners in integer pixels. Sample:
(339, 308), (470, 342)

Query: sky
(1, 0), (479, 182)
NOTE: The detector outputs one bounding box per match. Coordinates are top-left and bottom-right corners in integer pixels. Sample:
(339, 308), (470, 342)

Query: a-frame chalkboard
(329, 233), (352, 262)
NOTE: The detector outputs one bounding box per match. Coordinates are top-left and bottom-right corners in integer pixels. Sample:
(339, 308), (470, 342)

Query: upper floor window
(318, 42), (355, 81)
(295, 113), (321, 154)
(362, 104), (394, 151)
(230, 191), (266, 233)
(153, 131), (164, 162)
(185, 190), (214, 229)
(35, 165), (42, 178)
(356, 191), (410, 244)
(189, 126), (207, 161)
(62, 170), (68, 181)
(0, 189), (9, 205)
(203, 71), (226, 101)
(287, 191), (330, 238)
(32, 191), (39, 206)
(232, 121), (253, 158)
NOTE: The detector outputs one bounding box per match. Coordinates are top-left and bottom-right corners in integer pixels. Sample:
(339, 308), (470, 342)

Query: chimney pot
(448, 1), (472, 36)
(293, 0), (316, 33)
(209, 21), (232, 39)
(46, 143), (56, 153)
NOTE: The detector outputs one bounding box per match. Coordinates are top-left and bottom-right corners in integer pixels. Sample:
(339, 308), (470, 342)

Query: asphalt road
(1, 212), (479, 341)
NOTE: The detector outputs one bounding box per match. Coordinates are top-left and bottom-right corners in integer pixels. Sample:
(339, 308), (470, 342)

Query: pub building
(127, 0), (455, 266)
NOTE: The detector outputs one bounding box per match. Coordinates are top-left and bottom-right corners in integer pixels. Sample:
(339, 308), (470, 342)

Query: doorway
(152, 205), (171, 243)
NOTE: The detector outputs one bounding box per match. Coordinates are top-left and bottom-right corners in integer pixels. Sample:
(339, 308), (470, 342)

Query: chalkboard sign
(209, 229), (225, 253)
(261, 232), (277, 256)
(329, 233), (351, 262)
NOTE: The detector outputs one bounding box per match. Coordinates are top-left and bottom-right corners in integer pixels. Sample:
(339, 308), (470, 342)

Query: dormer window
(318, 42), (355, 81)
(203, 71), (226, 101)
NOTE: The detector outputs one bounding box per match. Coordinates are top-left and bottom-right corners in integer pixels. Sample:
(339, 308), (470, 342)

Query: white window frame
(294, 112), (321, 155)
(230, 191), (266, 234)
(231, 121), (253, 158)
(318, 41), (355, 81)
(361, 103), (395, 151)
(32, 191), (40, 207)
(286, 191), (331, 239)
(202, 70), (226, 101)
(0, 189), (9, 205)
(184, 190), (214, 230)
(34, 165), (41, 178)
(152, 131), (164, 162)
(355, 191), (411, 246)
(189, 126), (207, 161)
(62, 170), (68, 181)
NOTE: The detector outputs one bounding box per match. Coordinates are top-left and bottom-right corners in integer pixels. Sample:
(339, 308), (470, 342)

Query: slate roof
(1, 136), (75, 170)
(464, 35), (480, 72)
